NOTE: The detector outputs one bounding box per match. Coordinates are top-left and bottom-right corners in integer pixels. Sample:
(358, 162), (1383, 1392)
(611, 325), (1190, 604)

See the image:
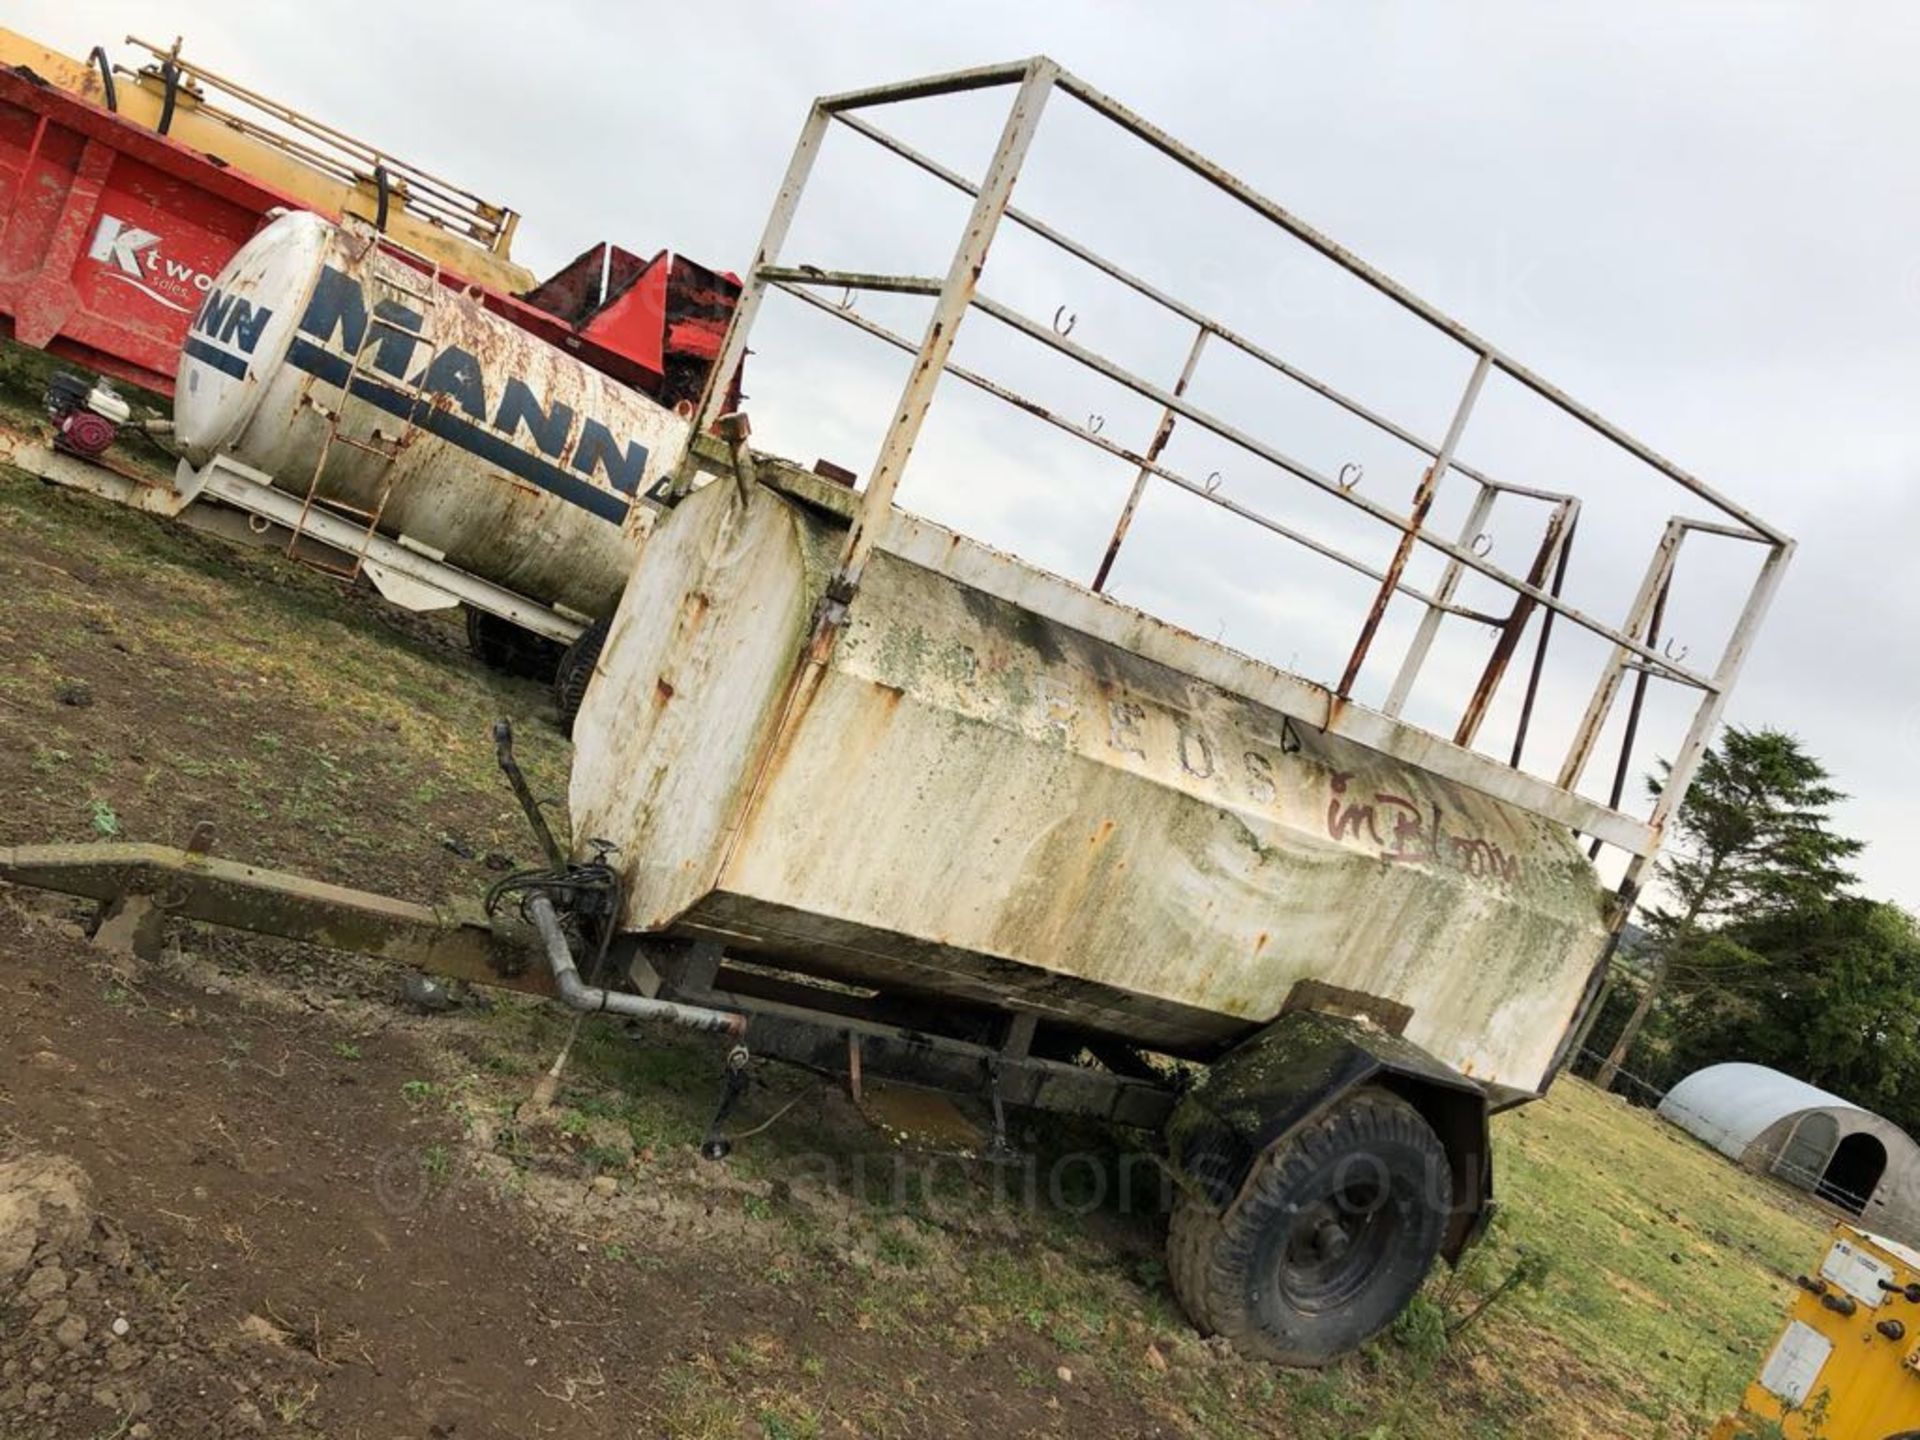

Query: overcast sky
(23, 2), (1919, 911)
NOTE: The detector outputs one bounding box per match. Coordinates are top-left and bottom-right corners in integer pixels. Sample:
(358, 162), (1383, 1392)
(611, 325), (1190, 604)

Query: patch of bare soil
(0, 894), (1184, 1439)
(0, 462), (1210, 1437)
(0, 471), (571, 909)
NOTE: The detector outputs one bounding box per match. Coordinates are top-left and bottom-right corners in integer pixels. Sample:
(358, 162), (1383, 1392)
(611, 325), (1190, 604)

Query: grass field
(0, 447), (1834, 1438)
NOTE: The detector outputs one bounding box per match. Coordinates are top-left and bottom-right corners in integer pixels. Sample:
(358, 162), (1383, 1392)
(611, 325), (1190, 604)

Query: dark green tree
(1593, 726), (1861, 1093)
(1663, 899), (1920, 1127)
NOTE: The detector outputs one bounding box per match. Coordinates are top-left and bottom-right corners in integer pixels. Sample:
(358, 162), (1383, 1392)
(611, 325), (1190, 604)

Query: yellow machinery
(1716, 1225), (1920, 1438)
(0, 28), (533, 293)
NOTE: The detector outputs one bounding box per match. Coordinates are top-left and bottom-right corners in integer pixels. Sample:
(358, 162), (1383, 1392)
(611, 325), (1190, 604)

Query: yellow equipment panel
(1715, 1225), (1920, 1439)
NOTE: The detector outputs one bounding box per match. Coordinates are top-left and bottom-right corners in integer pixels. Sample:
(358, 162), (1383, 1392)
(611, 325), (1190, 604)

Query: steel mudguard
(1166, 1011), (1495, 1262)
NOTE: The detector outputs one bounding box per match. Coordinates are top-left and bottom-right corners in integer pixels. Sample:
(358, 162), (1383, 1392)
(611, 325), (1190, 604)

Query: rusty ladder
(285, 262), (444, 581)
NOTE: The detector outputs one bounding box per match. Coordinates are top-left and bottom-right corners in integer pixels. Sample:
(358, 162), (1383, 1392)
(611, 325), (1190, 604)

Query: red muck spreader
(0, 29), (738, 403)
(0, 60), (297, 395)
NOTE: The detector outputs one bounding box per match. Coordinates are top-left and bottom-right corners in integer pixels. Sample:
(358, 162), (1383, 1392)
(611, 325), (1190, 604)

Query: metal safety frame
(120, 34), (521, 254)
(680, 56), (1794, 916)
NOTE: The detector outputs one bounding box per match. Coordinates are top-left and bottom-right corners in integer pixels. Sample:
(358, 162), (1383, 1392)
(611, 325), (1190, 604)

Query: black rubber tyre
(552, 617), (611, 736)
(1167, 1086), (1451, 1366)
(465, 607), (566, 682)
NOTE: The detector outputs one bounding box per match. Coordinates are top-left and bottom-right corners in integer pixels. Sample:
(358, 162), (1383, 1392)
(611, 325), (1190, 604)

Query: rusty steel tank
(567, 472), (1611, 1096)
(171, 210), (687, 619)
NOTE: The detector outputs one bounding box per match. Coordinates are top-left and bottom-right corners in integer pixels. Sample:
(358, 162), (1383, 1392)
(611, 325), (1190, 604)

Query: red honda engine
(45, 372), (130, 457)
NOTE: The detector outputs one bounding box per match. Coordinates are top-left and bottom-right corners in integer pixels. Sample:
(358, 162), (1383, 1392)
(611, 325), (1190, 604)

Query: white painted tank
(569, 476), (1612, 1093)
(173, 212), (689, 616)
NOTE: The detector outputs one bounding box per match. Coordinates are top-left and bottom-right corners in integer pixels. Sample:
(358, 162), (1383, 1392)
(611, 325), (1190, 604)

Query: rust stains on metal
(1506, 511), (1576, 769)
(204, 217), (690, 621)
(1093, 323), (1210, 594)
(1338, 455), (1442, 701)
(1456, 502), (1572, 748)
(568, 480), (841, 931)
(573, 483), (1612, 1083)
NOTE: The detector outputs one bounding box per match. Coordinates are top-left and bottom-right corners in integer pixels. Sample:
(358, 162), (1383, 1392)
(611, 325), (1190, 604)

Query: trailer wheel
(552, 618), (611, 736)
(465, 608), (566, 682)
(1168, 1086), (1450, 1367)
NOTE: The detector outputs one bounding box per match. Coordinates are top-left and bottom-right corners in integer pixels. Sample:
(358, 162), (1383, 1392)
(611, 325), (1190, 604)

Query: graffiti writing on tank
(1083, 691), (1292, 812)
(903, 636), (1310, 823)
(1327, 772), (1522, 884)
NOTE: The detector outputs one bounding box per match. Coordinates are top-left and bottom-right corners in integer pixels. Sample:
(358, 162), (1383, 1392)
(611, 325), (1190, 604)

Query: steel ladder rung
(298, 557), (363, 580)
(309, 497), (380, 520)
(287, 263), (444, 580)
(333, 433), (404, 459)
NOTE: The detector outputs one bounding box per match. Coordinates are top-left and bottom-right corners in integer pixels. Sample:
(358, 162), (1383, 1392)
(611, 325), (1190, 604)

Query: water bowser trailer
(0, 59), (1794, 1365)
(20, 201), (742, 717)
(165, 209), (720, 705)
(1, 25), (742, 709)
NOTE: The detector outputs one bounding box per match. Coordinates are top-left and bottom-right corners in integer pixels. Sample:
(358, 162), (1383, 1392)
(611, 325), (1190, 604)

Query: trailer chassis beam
(667, 963), (1175, 1130)
(0, 839), (551, 995)
(1, 839), (1172, 1128)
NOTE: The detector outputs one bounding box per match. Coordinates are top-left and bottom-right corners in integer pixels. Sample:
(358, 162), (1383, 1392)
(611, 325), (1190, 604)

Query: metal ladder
(285, 262), (443, 581)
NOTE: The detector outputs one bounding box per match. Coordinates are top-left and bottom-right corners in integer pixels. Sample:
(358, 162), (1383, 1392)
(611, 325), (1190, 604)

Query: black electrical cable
(155, 58), (180, 135)
(484, 853), (623, 985)
(483, 864), (613, 919)
(88, 48), (117, 112)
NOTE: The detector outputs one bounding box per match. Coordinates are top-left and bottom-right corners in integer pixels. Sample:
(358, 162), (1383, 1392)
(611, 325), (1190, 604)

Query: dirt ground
(0, 441), (1827, 1440)
(0, 463), (1197, 1439)
(0, 904), (1174, 1440)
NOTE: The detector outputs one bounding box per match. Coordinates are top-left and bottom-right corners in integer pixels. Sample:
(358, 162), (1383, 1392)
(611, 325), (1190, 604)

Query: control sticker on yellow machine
(1823, 1237), (1897, 1307)
(1759, 1321), (1832, 1407)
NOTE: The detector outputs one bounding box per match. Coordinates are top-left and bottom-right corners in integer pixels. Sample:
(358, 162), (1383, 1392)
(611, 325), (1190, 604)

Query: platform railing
(682, 56), (1794, 904)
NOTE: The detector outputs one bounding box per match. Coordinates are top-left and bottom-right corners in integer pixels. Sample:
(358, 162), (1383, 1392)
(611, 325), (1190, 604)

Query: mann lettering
(290, 264), (655, 511)
(194, 290), (274, 353)
(571, 418), (649, 495)
(297, 266), (420, 376)
(495, 378), (574, 457)
(416, 348), (488, 420)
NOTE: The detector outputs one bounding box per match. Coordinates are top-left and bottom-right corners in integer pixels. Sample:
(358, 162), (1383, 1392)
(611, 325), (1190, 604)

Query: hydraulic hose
(89, 48), (117, 112)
